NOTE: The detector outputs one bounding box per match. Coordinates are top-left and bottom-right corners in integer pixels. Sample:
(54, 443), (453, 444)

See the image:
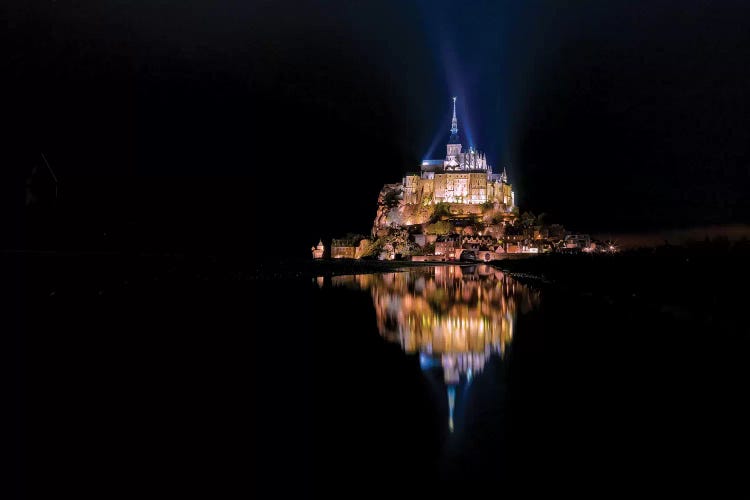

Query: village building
(331, 238), (370, 259)
(311, 239), (325, 259)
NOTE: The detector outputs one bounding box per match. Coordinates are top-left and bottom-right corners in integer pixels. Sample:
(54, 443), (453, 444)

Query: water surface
(27, 255), (750, 495)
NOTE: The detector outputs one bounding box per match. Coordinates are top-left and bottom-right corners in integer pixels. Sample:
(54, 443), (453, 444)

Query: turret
(311, 239), (325, 259)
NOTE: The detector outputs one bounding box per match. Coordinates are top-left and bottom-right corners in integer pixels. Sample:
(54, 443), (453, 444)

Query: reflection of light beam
(447, 386), (455, 433)
(419, 353), (439, 370)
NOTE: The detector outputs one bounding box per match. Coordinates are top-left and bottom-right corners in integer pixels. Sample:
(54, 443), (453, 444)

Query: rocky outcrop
(372, 183), (403, 236)
(372, 183), (517, 238)
(372, 183), (436, 237)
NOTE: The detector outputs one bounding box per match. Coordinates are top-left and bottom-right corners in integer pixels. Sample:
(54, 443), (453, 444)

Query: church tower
(446, 97), (462, 158)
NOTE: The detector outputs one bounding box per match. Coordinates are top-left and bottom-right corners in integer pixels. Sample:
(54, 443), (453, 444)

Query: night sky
(11, 0), (750, 255)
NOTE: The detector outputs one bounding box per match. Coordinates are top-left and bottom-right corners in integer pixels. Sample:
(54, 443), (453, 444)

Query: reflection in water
(331, 264), (540, 433)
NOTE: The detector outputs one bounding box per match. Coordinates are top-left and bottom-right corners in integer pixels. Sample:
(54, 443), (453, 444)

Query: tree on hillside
(429, 202), (451, 223)
(385, 227), (418, 256)
(520, 211), (536, 228)
(537, 212), (549, 226)
(548, 224), (566, 239)
(382, 188), (402, 209)
(424, 220), (452, 235)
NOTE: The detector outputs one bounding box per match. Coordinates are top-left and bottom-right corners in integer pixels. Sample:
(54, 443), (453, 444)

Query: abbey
(402, 97), (516, 211)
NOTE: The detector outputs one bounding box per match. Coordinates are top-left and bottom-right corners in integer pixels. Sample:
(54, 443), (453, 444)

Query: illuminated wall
(403, 175), (417, 204)
(406, 173), (514, 207)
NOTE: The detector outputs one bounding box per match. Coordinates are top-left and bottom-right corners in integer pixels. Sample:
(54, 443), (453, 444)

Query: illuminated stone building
(402, 97), (516, 210)
(330, 240), (356, 259)
(435, 234), (461, 257)
(311, 239), (324, 259)
(331, 238), (370, 259)
(435, 234), (504, 260)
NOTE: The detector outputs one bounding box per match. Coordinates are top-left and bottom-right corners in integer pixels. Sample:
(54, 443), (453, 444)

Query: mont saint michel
(317, 98), (566, 261)
(372, 97), (517, 240)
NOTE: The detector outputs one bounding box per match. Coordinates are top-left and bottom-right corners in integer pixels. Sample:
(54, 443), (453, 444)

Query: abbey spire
(446, 97), (462, 158)
(449, 96), (459, 144)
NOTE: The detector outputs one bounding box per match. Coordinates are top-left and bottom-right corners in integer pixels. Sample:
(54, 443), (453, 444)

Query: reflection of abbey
(330, 265), (542, 432)
(331, 265), (540, 384)
(403, 97), (516, 210)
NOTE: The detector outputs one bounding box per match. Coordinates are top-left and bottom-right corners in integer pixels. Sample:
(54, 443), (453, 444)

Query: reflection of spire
(447, 386), (455, 433)
(449, 97), (459, 144)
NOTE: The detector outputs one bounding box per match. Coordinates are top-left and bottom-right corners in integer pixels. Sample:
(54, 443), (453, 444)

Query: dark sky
(11, 0), (750, 254)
